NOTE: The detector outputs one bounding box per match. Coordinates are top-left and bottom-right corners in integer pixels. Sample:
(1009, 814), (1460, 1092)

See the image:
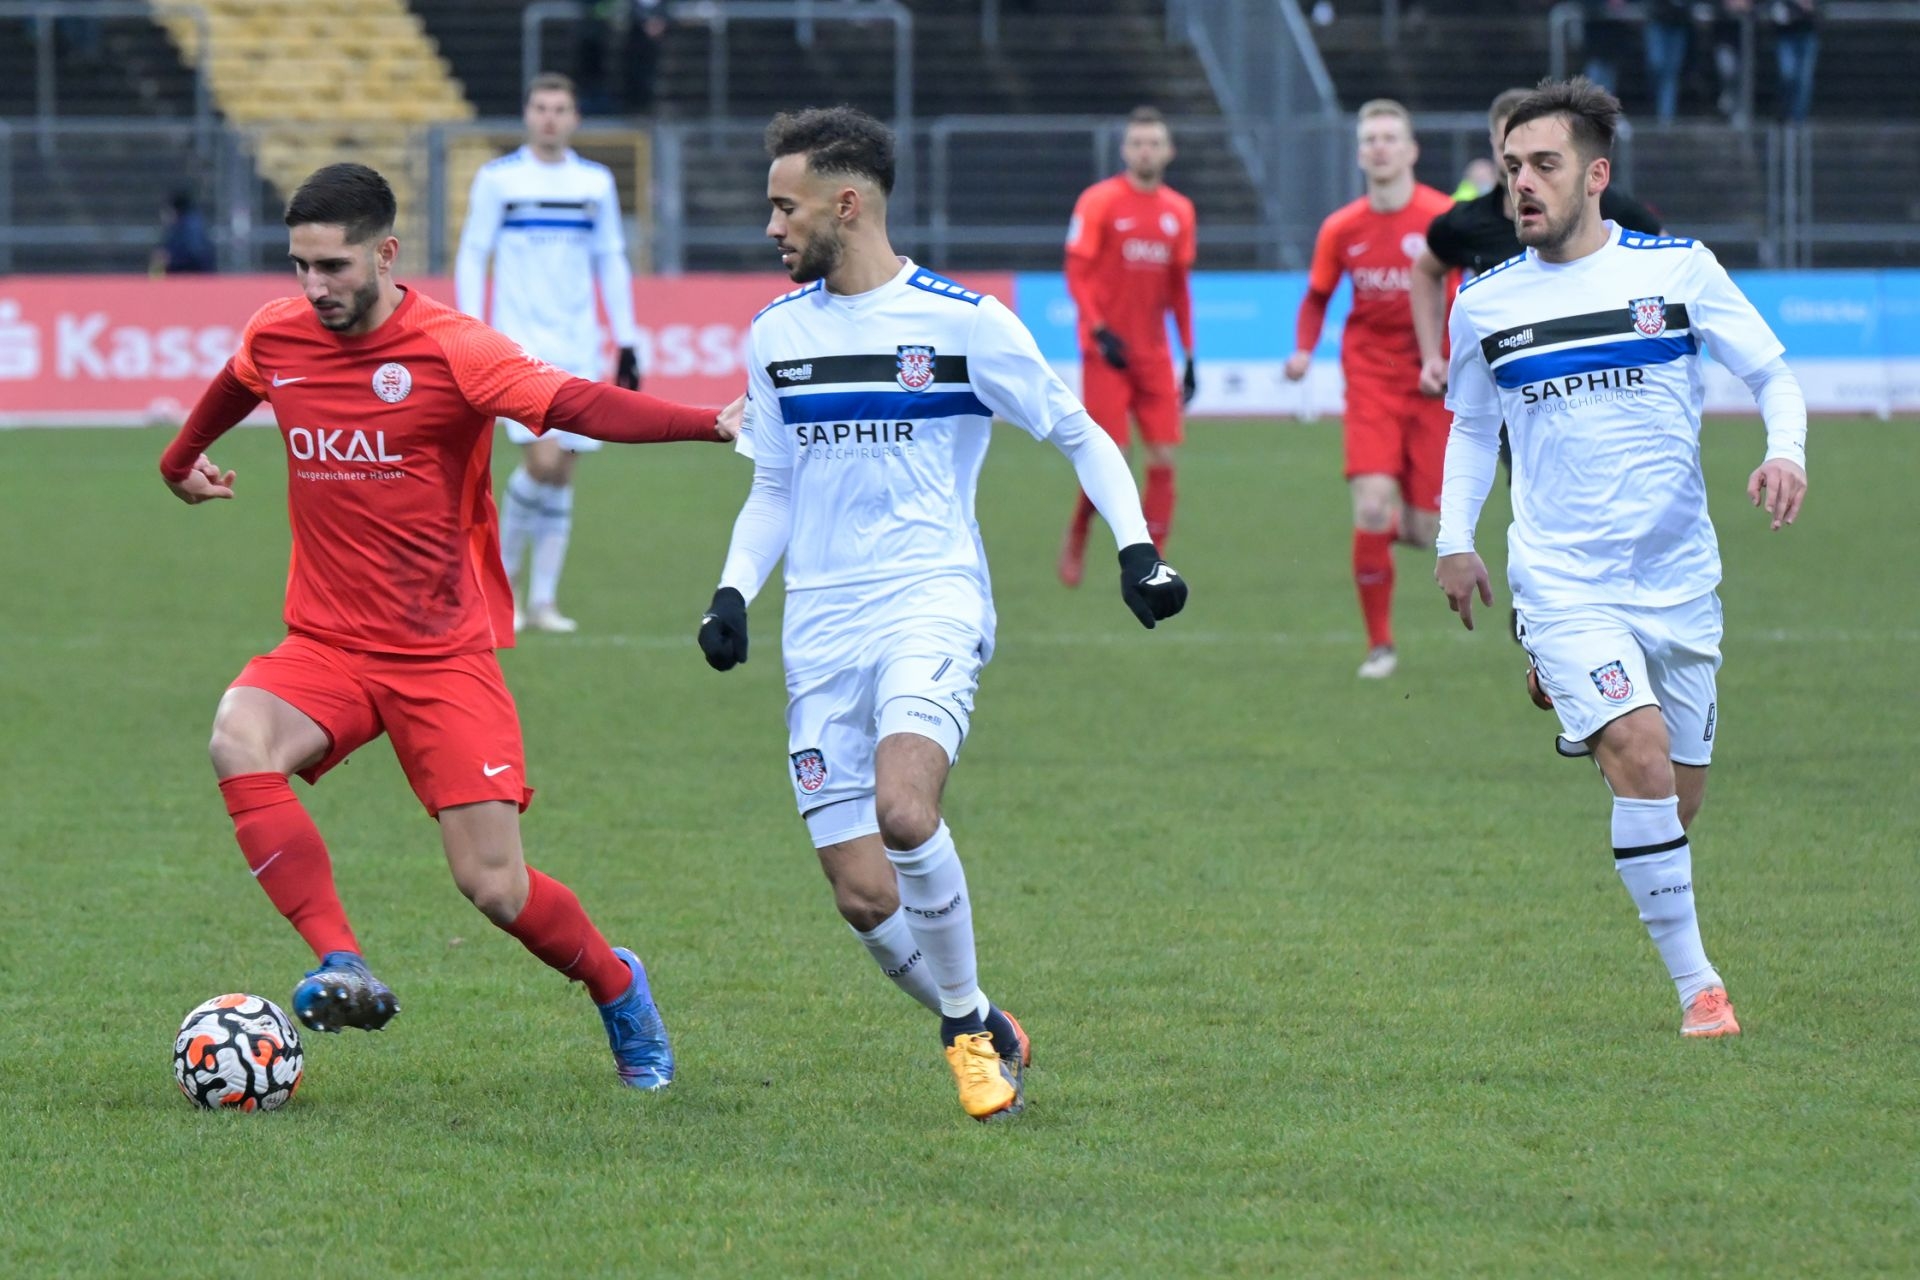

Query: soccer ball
(173, 993), (304, 1112)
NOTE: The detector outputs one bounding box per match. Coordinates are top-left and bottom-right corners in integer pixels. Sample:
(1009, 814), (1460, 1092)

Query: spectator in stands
(623, 0), (670, 113)
(1644, 0), (1694, 124)
(1770, 0), (1819, 122)
(1580, 0), (1635, 94)
(152, 191), (216, 276)
(1711, 1), (1752, 122)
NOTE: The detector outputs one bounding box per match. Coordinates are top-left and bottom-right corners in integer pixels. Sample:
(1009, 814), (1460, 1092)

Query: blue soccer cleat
(292, 951), (399, 1033)
(598, 947), (674, 1090)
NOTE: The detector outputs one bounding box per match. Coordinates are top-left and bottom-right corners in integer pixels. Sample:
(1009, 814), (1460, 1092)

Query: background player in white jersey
(1435, 79), (1808, 1039)
(695, 107), (1188, 1123)
(457, 72), (642, 633)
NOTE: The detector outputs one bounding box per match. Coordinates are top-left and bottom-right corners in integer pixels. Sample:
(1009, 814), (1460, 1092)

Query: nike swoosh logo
(1145, 565), (1179, 586)
(1346, 244), (1369, 257)
(482, 763), (512, 777)
(1115, 218), (1136, 230)
(272, 374), (307, 387)
(250, 850), (285, 877)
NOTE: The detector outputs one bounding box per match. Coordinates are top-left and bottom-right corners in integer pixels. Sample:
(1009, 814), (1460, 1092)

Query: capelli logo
(775, 363), (813, 382)
(1498, 328), (1535, 351)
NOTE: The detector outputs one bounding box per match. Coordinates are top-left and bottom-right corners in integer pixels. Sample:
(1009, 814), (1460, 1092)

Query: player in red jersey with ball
(1285, 100), (1456, 679)
(1057, 106), (1197, 585)
(159, 164), (738, 1090)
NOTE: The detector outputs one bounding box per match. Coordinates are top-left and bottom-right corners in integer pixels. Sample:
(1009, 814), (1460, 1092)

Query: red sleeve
(1169, 259), (1194, 354)
(1294, 212), (1344, 351)
(417, 305), (573, 427)
(544, 379), (720, 443)
(1170, 197), (1196, 353)
(1294, 289), (1332, 354)
(1065, 184), (1110, 331)
(1065, 253), (1108, 333)
(159, 361), (262, 483)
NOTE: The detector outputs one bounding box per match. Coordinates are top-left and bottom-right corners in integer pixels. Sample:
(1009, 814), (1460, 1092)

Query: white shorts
(501, 347), (603, 453)
(784, 622), (985, 820)
(1517, 591), (1723, 766)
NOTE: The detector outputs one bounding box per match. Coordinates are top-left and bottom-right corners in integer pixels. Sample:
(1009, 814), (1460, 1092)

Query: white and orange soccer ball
(172, 993), (304, 1112)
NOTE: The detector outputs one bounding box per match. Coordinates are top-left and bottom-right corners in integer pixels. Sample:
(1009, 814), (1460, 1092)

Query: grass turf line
(0, 419), (1915, 1276)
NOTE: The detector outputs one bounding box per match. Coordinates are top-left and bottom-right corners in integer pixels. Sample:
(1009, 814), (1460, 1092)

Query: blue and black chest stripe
(1482, 304), (1695, 389)
(766, 353), (986, 426)
(502, 199), (593, 231)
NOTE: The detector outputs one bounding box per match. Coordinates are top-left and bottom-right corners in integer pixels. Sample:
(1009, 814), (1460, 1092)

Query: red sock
(502, 868), (630, 1005)
(1353, 529), (1396, 649)
(220, 772), (359, 960)
(1070, 489), (1097, 535)
(1143, 465), (1176, 546)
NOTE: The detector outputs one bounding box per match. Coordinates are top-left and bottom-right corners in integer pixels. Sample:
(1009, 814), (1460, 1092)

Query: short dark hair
(285, 163), (397, 244)
(525, 71), (576, 106)
(764, 106), (895, 196)
(1488, 87), (1534, 134)
(1127, 105), (1168, 130)
(1502, 76), (1621, 161)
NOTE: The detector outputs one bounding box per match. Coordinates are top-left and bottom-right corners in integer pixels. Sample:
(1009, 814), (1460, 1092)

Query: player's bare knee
(1595, 713), (1675, 798)
(456, 866), (525, 925)
(876, 794), (940, 853)
(208, 710), (273, 777)
(833, 883), (898, 932)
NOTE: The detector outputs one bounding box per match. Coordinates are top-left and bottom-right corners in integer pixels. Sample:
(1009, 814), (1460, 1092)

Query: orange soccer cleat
(1681, 987), (1742, 1038)
(945, 1032), (1023, 1121)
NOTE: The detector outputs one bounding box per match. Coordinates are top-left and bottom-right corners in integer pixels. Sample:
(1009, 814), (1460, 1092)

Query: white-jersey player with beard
(696, 107), (1189, 1124)
(1436, 79), (1808, 1041)
(456, 71), (642, 634)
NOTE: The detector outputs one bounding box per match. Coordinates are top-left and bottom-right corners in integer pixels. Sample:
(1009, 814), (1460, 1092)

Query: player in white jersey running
(456, 71), (642, 633)
(1436, 79), (1808, 1039)
(695, 107), (1188, 1123)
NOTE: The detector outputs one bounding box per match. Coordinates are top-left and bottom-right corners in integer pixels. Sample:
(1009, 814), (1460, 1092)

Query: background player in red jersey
(1057, 105), (1198, 586)
(1285, 100), (1456, 679)
(159, 164), (739, 1090)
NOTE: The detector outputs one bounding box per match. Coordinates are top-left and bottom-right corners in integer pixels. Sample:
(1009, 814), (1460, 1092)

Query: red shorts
(231, 634), (532, 816)
(1080, 348), (1184, 448)
(1343, 382), (1453, 511)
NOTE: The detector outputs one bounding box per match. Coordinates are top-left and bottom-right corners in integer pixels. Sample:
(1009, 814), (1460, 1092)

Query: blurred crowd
(1581, 0), (1822, 125)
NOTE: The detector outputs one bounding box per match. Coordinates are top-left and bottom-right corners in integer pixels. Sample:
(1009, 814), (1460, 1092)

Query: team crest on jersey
(1161, 211), (1180, 237)
(895, 344), (936, 392)
(1630, 296), (1668, 337)
(790, 748), (829, 794)
(1590, 660), (1634, 703)
(1401, 231), (1428, 262)
(371, 362), (412, 403)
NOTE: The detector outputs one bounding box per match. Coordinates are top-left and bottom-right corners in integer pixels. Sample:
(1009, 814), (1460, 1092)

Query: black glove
(1118, 542), (1188, 630)
(1181, 357), (1197, 407)
(614, 346), (642, 392)
(1092, 326), (1129, 370)
(697, 587), (748, 670)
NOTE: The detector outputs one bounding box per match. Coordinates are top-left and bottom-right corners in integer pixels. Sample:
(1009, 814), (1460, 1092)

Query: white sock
(886, 822), (983, 1020)
(850, 907), (942, 1013)
(1613, 795), (1721, 1007)
(500, 467), (541, 584)
(527, 480), (573, 610)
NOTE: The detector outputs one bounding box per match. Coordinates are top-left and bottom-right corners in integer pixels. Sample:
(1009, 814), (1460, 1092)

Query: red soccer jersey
(1299, 184), (1456, 384)
(1065, 174), (1197, 352)
(227, 287), (572, 656)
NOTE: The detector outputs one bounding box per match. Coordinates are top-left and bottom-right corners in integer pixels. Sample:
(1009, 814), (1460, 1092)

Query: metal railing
(1165, 0), (1343, 259)
(1549, 1), (1920, 126)
(0, 1), (213, 155)
(522, 0), (915, 228)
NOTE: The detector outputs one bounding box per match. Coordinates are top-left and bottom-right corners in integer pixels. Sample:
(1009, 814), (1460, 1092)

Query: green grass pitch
(2, 418), (1915, 1276)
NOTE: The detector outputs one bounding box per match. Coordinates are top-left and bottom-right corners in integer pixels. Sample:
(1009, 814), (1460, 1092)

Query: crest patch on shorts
(1590, 660), (1634, 703)
(791, 748), (829, 794)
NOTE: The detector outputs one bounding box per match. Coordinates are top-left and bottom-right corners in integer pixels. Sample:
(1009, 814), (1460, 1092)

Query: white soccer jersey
(454, 146), (638, 365)
(1443, 224), (1785, 609)
(736, 259), (1085, 654)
